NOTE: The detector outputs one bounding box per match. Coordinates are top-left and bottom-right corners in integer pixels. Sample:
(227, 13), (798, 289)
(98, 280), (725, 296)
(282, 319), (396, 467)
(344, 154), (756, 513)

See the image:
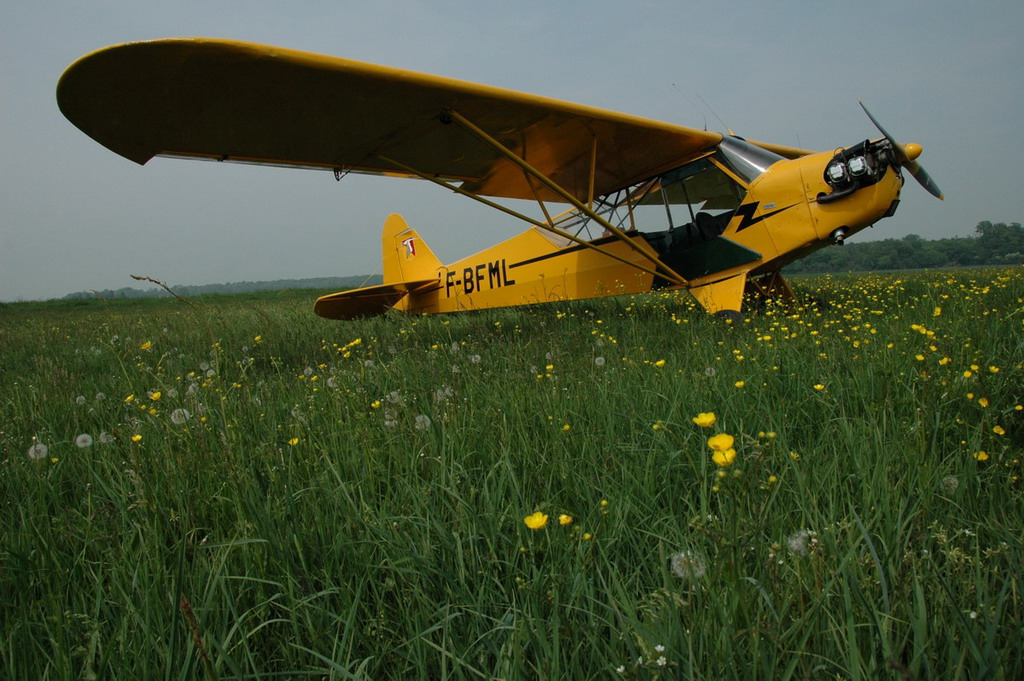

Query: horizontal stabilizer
(314, 280), (434, 320)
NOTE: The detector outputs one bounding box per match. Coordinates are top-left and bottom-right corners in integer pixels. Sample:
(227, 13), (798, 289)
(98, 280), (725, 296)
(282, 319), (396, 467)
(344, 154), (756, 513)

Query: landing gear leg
(745, 271), (794, 308)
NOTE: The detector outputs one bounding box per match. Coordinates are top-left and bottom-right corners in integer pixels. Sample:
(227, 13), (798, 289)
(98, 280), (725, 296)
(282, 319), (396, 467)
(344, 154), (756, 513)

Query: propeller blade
(859, 101), (943, 200)
(906, 160), (944, 200)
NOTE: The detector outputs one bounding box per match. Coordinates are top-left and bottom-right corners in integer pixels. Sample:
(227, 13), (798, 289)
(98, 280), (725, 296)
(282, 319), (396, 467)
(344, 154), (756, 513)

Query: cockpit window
(553, 140), (772, 242)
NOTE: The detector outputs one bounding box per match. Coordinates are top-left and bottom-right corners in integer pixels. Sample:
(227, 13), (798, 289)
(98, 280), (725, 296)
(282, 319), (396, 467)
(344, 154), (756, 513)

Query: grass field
(2, 268), (1022, 680)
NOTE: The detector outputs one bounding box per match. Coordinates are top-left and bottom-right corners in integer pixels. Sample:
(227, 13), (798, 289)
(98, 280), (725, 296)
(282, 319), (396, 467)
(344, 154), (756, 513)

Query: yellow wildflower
(150, 391), (161, 401)
(130, 434), (142, 442)
(523, 512), (548, 530)
(978, 397), (989, 408)
(734, 380), (745, 388)
(139, 340), (152, 351)
(707, 433), (735, 452)
(974, 451), (989, 461)
(712, 448), (737, 467)
(559, 514), (573, 526)
(692, 412), (717, 428)
(288, 437), (299, 446)
(814, 384), (825, 391)
(993, 425), (1006, 436)
(654, 359), (666, 368)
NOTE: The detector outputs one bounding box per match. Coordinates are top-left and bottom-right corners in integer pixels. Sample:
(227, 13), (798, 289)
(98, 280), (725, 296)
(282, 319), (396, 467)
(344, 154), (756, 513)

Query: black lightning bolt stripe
(733, 202), (798, 232)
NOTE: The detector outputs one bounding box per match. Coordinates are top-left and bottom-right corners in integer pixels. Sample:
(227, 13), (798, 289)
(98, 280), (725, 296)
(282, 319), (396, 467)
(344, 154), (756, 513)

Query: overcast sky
(2, 1), (1022, 301)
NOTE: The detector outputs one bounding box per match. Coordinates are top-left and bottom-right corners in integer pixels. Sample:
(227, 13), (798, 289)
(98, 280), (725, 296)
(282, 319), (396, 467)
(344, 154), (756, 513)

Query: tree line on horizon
(62, 274), (383, 300)
(61, 221), (1020, 299)
(784, 221), (1023, 274)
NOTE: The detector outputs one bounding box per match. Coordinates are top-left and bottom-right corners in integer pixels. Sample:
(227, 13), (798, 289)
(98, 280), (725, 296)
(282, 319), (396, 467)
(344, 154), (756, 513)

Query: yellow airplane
(57, 38), (942, 321)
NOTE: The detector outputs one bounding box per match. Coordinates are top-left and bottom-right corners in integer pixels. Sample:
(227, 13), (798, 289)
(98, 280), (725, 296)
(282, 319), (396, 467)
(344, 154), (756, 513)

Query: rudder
(382, 213), (443, 284)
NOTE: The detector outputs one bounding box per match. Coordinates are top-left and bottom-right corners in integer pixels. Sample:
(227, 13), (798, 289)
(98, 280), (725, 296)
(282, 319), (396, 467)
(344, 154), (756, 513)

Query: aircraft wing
(57, 38), (723, 203)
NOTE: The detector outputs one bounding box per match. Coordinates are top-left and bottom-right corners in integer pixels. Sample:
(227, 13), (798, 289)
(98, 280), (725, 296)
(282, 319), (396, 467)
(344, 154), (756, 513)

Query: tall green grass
(2, 269), (1022, 679)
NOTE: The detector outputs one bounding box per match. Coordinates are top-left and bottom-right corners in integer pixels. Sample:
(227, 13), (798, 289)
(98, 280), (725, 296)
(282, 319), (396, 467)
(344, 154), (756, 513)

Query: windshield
(717, 136), (785, 183)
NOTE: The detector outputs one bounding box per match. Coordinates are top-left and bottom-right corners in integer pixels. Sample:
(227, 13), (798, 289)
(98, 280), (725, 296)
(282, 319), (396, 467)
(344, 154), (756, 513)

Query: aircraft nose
(903, 143), (923, 161)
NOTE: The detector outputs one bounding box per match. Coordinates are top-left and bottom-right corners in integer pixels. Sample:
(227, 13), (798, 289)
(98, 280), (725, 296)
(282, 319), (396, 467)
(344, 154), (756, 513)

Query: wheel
(714, 309), (744, 324)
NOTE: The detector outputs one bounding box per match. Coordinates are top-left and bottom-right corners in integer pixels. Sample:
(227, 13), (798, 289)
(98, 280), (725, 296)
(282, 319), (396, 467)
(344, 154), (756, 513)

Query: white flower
(27, 441), (48, 460)
(75, 434), (93, 448)
(654, 645), (665, 653)
(669, 550), (707, 580)
(170, 408), (191, 425)
(656, 656), (667, 667)
(414, 414), (432, 431)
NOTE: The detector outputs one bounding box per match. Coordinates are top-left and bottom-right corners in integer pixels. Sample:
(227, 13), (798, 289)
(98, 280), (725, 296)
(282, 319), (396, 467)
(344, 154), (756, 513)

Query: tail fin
(382, 213), (443, 284)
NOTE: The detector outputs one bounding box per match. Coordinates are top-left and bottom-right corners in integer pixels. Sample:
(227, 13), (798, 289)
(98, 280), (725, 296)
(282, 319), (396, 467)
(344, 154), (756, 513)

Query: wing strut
(375, 153), (685, 285)
(444, 109), (690, 288)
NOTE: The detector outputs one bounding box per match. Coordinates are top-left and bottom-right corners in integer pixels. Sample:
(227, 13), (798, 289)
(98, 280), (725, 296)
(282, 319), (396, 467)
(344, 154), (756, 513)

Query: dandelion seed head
(414, 414), (432, 431)
(787, 529), (816, 556)
(594, 356), (606, 367)
(75, 434), (93, 448)
(669, 550), (707, 580)
(941, 476), (960, 494)
(170, 408), (191, 425)
(75, 395), (86, 405)
(27, 441), (48, 460)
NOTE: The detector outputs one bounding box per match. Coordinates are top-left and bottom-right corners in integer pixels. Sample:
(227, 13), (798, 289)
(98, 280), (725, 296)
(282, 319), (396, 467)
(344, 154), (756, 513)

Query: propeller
(859, 101), (944, 200)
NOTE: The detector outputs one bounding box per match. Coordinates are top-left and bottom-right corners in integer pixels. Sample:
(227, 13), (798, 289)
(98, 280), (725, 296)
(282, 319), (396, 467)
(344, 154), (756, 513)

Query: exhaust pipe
(831, 227), (848, 246)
